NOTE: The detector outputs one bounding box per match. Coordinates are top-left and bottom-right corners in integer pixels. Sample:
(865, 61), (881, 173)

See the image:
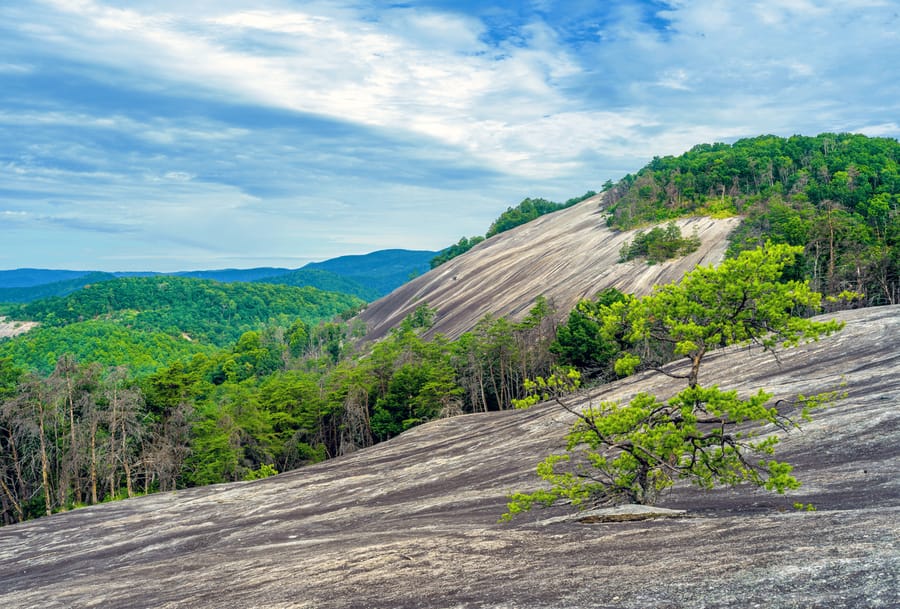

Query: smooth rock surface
(0, 316), (38, 339)
(359, 194), (741, 341)
(1, 306), (898, 608)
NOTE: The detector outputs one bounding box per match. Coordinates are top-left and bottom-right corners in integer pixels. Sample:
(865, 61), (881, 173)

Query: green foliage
(605, 133), (900, 303)
(243, 463), (279, 481)
(367, 313), (462, 441)
(0, 320), (216, 375)
(10, 276), (363, 348)
(430, 236), (486, 269)
(453, 297), (558, 413)
(0, 357), (22, 402)
(511, 366), (581, 409)
(619, 222), (701, 264)
(607, 243), (843, 386)
(505, 385), (801, 516)
(551, 288), (627, 379)
(607, 133), (900, 229)
(1, 291), (565, 526)
(486, 192), (596, 238)
(504, 244), (843, 518)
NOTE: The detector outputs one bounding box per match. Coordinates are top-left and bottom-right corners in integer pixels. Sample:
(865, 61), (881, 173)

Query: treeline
(606, 133), (900, 303)
(431, 191), (597, 268)
(0, 251), (873, 525)
(10, 276), (363, 347)
(0, 297), (567, 524)
(0, 320), (216, 376)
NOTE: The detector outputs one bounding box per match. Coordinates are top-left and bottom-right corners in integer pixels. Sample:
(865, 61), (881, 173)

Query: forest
(1, 132), (897, 525)
(0, 298), (562, 522)
(606, 133), (900, 304)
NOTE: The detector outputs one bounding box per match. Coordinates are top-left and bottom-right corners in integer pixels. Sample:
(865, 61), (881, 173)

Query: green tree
(619, 222), (701, 264)
(505, 244), (843, 517)
(551, 288), (626, 379)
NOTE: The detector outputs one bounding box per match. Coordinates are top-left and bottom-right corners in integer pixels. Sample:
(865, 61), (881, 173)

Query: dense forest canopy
(8, 276), (363, 347)
(0, 321), (217, 376)
(606, 133), (900, 304)
(1, 132), (897, 526)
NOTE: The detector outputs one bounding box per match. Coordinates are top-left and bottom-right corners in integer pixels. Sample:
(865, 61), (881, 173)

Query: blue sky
(1, 0), (898, 271)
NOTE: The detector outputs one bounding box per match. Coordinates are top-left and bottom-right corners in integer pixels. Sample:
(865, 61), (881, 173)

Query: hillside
(360, 193), (741, 340)
(303, 248), (437, 297)
(0, 249), (435, 303)
(0, 272), (116, 304)
(0, 268), (94, 288)
(1, 305), (896, 608)
(255, 268), (379, 301)
(9, 276), (362, 348)
(1, 132), (896, 606)
(0, 276), (363, 374)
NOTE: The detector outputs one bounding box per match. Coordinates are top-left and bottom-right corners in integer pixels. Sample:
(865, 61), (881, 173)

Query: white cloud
(19, 0), (588, 177)
(1, 0), (898, 270)
(656, 68), (692, 90)
(163, 171), (195, 182)
(856, 123), (900, 137)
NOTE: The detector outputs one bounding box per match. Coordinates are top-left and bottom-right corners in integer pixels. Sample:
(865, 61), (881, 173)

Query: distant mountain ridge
(300, 249), (436, 297)
(0, 269), (99, 288)
(0, 272), (116, 304)
(0, 249), (437, 303)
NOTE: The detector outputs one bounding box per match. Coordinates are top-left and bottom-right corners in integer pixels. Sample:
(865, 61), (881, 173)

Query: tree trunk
(108, 385), (118, 499)
(90, 421), (99, 504)
(0, 476), (23, 523)
(37, 406), (53, 517)
(65, 369), (82, 505)
(121, 417), (133, 498)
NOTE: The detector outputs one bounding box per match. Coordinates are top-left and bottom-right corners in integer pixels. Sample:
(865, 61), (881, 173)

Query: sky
(1, 0), (898, 272)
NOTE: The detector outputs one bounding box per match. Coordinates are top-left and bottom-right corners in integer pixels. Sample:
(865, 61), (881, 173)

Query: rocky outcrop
(1, 305), (897, 608)
(0, 316), (37, 339)
(359, 194), (741, 341)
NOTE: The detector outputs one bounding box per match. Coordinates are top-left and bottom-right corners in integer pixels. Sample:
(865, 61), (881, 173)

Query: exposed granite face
(1, 306), (898, 609)
(0, 316), (38, 339)
(359, 195), (741, 341)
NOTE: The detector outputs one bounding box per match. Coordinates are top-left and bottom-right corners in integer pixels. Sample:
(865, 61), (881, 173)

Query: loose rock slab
(536, 504), (688, 526)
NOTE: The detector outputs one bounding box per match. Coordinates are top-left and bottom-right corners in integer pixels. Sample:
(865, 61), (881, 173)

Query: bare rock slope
(0, 316), (37, 339)
(1, 305), (898, 608)
(360, 194), (741, 340)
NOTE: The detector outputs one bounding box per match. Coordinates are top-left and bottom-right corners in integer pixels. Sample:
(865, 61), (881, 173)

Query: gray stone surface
(359, 194), (741, 341)
(0, 316), (38, 339)
(1, 306), (898, 608)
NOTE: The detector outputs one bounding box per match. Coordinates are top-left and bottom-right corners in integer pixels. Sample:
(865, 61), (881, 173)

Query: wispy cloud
(0, 0), (897, 270)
